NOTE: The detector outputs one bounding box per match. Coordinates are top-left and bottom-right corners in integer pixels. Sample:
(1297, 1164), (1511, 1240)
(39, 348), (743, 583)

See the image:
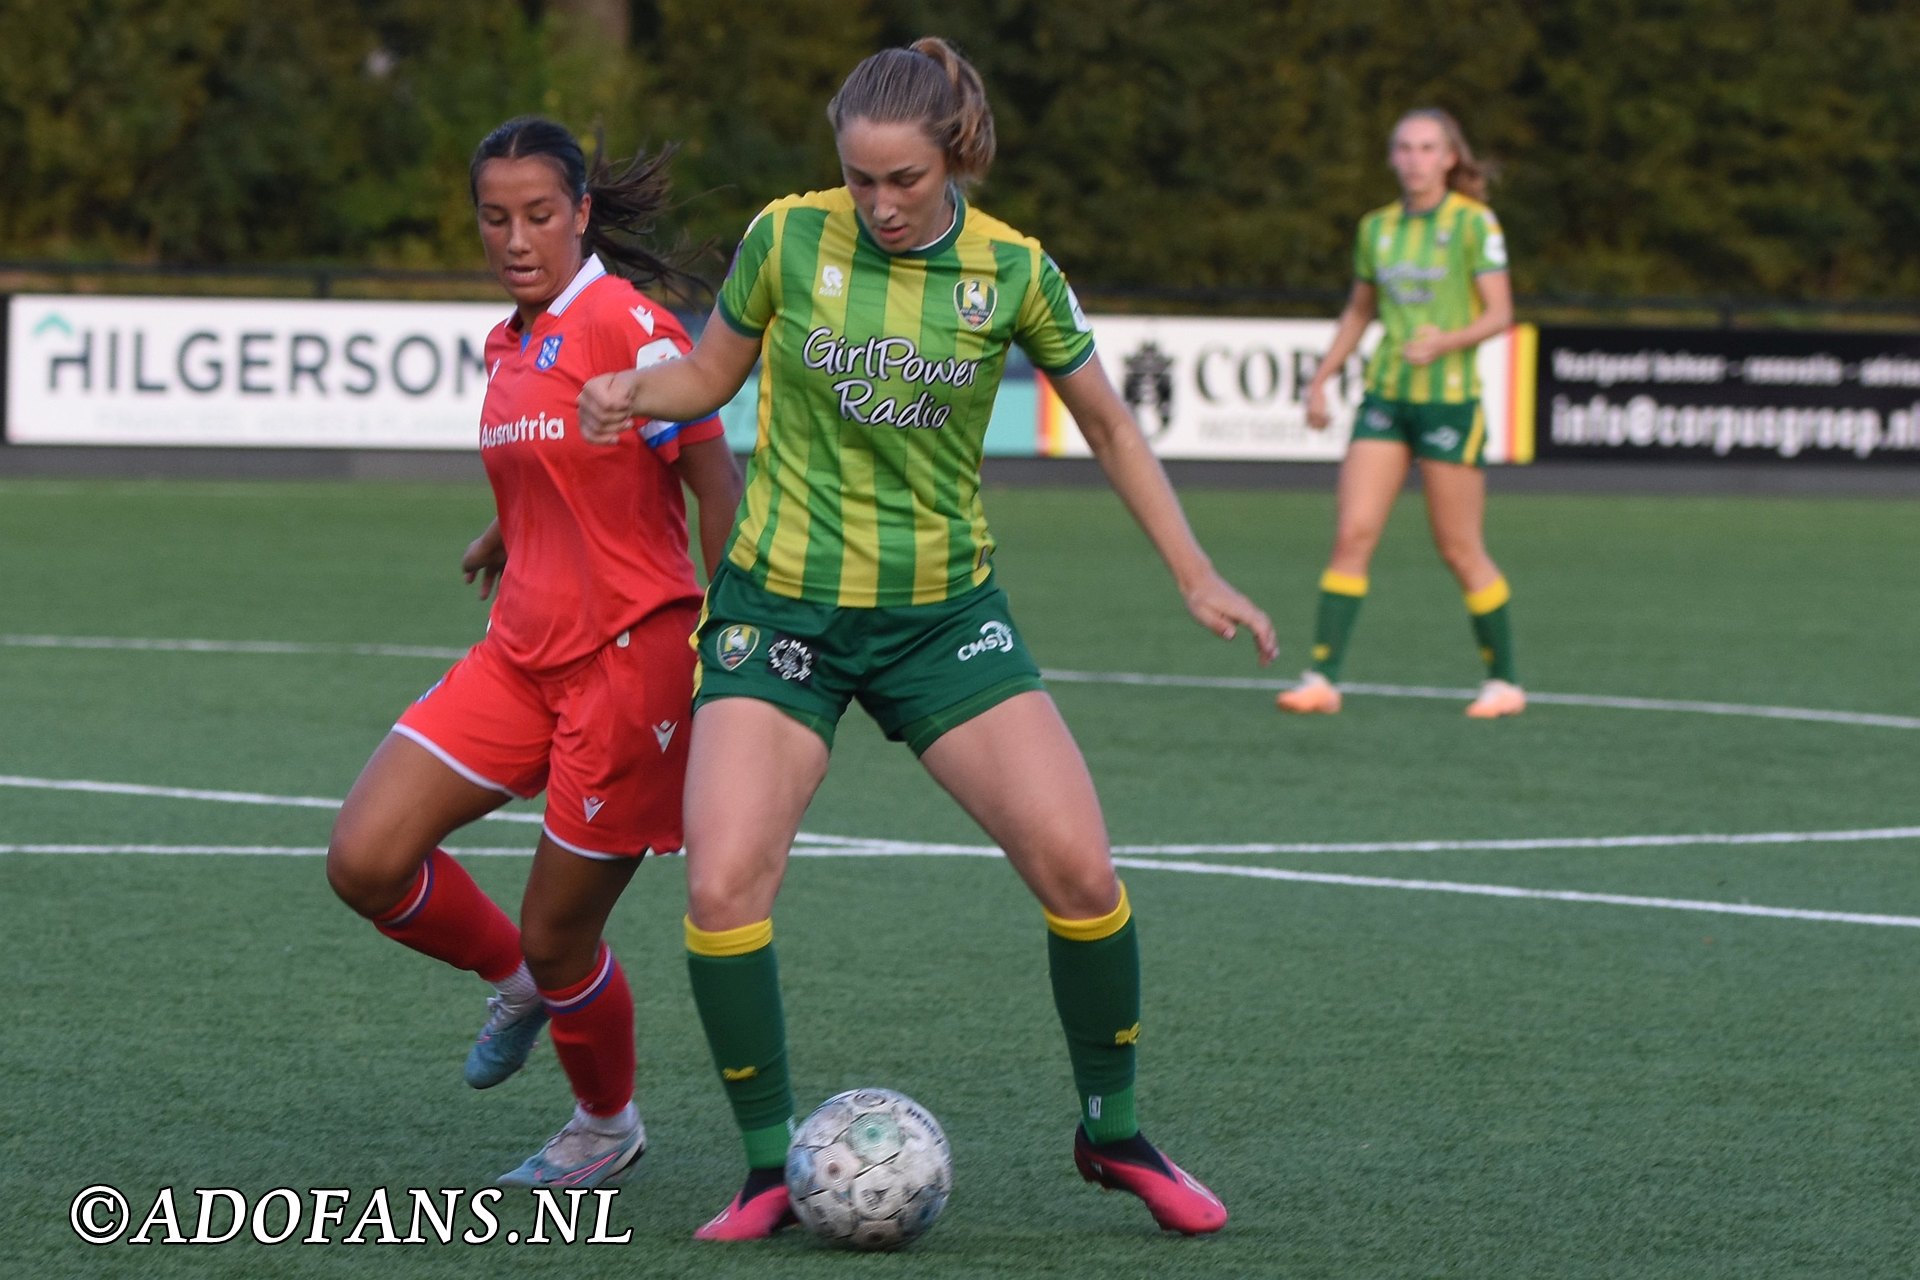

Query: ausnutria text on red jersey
(480, 412), (567, 448)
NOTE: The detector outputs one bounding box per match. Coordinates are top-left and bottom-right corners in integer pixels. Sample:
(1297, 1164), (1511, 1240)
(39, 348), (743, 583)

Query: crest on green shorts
(953, 278), (997, 330)
(714, 624), (761, 671)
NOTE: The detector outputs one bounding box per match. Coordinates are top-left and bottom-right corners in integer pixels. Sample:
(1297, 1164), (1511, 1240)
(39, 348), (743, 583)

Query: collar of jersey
(512, 254), (608, 349)
(855, 189), (967, 260)
(1398, 192), (1453, 220)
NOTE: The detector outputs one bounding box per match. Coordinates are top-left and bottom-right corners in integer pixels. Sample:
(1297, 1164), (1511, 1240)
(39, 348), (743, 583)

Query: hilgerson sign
(1536, 325), (1920, 464)
(5, 295), (506, 448)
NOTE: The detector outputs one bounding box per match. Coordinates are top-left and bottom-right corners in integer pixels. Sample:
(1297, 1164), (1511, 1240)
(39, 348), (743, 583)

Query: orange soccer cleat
(1465, 678), (1527, 719)
(1275, 671), (1342, 715)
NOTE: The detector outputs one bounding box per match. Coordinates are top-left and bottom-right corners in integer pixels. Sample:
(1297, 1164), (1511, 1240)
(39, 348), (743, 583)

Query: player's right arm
(578, 312), (760, 444)
(1304, 281), (1377, 430)
(582, 202), (782, 444)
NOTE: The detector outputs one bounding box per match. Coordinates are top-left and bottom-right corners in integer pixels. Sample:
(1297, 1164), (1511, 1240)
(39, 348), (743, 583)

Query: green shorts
(1350, 393), (1487, 466)
(692, 561), (1046, 755)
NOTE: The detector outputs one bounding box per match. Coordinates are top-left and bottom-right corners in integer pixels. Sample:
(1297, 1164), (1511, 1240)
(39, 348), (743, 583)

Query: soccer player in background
(577, 37), (1274, 1239)
(1277, 108), (1524, 718)
(325, 117), (740, 1188)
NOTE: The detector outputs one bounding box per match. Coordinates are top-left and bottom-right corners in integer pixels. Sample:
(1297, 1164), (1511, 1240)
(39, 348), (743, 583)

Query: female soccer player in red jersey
(1279, 109), (1523, 718)
(326, 117), (740, 1189)
(579, 40), (1273, 1239)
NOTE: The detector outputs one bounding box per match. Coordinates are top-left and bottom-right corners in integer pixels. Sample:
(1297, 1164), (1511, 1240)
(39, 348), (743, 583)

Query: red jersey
(479, 255), (724, 673)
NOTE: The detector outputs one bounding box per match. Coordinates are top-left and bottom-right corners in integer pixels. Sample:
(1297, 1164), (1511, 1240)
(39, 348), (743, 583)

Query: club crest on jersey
(536, 335), (564, 369)
(954, 278), (997, 329)
(714, 624), (760, 671)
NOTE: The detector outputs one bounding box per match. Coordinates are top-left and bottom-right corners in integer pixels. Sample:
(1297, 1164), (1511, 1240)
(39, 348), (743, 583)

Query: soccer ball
(785, 1087), (952, 1250)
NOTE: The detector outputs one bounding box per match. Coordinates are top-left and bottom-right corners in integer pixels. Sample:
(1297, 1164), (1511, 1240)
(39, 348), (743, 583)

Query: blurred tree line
(4, 0), (1918, 304)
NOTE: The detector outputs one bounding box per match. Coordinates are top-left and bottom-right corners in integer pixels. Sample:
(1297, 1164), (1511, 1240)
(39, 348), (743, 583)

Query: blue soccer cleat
(498, 1108), (647, 1189)
(464, 993), (549, 1089)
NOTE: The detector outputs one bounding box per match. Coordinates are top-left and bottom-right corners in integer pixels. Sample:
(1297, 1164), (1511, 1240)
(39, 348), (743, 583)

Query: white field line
(4, 775), (1915, 856)
(0, 481), (417, 501)
(1109, 857), (1920, 929)
(0, 634), (467, 660)
(4, 838), (1917, 929)
(1042, 669), (1920, 731)
(0, 844), (536, 857)
(6, 634), (1919, 730)
(0, 775), (542, 823)
(791, 829), (1920, 856)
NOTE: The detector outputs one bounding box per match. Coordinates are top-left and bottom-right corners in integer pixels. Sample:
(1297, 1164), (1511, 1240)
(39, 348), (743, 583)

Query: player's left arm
(671, 435), (742, 578)
(1404, 270), (1513, 365)
(1051, 356), (1277, 665)
(461, 517), (506, 600)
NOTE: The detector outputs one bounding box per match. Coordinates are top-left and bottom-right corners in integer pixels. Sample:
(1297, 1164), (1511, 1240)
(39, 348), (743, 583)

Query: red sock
(542, 943), (635, 1117)
(373, 849), (523, 984)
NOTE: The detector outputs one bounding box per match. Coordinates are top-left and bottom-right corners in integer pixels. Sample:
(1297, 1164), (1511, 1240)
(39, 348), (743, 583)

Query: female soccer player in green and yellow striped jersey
(1278, 109), (1524, 719)
(578, 37), (1273, 1240)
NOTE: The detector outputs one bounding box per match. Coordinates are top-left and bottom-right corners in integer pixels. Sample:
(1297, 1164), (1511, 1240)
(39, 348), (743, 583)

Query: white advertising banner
(6, 294), (509, 448)
(1038, 315), (1528, 463)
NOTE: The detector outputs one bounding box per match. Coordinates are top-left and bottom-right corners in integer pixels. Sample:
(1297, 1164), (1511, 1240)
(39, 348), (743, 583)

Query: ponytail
(828, 37), (996, 186)
(581, 129), (708, 303)
(469, 116), (707, 302)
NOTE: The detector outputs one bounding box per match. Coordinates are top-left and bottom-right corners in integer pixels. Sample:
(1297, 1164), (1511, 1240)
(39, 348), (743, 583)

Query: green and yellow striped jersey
(1353, 191), (1508, 404)
(717, 187), (1094, 606)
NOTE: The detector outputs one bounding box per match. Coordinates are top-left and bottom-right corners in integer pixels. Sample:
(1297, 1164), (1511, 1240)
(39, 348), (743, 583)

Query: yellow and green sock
(1465, 576), (1518, 683)
(685, 916), (793, 1168)
(1308, 570), (1368, 682)
(1046, 883), (1141, 1143)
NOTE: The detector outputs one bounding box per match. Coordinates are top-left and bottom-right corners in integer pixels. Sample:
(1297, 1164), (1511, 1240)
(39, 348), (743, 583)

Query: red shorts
(394, 604), (698, 859)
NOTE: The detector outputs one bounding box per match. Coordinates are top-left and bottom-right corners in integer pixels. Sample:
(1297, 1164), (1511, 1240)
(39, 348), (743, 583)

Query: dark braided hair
(469, 116), (708, 303)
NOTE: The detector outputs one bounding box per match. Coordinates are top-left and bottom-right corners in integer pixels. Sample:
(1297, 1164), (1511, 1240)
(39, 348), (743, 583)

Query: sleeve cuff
(1035, 341), (1097, 378)
(716, 300), (765, 339)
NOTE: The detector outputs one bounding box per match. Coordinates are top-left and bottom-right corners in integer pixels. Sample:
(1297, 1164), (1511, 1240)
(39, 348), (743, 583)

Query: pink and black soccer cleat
(692, 1169), (798, 1241)
(1074, 1128), (1229, 1235)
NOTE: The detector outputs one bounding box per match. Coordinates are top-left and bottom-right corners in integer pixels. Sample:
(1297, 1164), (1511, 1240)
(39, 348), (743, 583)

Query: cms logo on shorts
(1422, 427), (1461, 451)
(956, 620), (1014, 662)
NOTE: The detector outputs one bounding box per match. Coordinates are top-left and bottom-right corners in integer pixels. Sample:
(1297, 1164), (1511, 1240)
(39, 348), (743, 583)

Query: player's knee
(1027, 852), (1120, 921)
(517, 917), (594, 989)
(1039, 876), (1121, 922)
(1435, 537), (1488, 579)
(1332, 525), (1382, 562)
(683, 856), (779, 931)
(324, 848), (381, 916)
(324, 832), (413, 919)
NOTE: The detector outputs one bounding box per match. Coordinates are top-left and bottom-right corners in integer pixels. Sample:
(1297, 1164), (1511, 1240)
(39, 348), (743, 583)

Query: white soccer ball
(785, 1087), (952, 1250)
